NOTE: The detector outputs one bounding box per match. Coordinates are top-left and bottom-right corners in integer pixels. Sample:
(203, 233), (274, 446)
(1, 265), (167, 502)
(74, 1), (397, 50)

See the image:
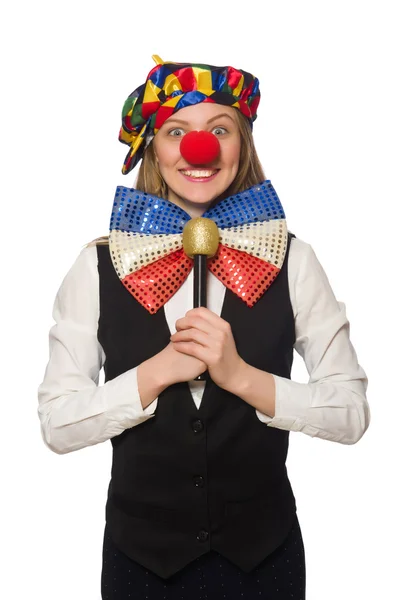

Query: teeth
(180, 170), (217, 178)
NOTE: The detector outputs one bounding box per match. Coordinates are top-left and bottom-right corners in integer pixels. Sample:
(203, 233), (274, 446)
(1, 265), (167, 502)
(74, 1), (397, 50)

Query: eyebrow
(165, 113), (235, 126)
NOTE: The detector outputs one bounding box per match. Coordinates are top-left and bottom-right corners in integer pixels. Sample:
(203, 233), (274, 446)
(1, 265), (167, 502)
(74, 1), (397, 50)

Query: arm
(248, 238), (370, 444)
(37, 245), (159, 455)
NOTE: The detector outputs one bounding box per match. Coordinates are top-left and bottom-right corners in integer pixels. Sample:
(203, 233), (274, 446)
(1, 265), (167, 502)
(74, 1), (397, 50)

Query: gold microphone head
(182, 217), (220, 258)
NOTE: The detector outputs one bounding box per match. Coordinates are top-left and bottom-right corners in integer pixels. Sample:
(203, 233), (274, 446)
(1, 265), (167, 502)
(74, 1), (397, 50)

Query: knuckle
(219, 330), (228, 344)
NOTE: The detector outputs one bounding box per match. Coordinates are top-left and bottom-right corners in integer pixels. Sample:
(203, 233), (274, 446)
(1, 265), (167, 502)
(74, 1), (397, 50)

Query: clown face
(153, 103), (241, 217)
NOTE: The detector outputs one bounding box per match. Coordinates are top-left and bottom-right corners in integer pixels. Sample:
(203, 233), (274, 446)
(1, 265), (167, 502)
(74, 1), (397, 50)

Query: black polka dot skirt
(101, 514), (306, 599)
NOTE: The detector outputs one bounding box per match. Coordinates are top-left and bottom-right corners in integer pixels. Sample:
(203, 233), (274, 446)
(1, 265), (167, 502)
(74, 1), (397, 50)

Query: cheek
(157, 143), (181, 170)
(222, 139), (241, 168)
(154, 144), (166, 166)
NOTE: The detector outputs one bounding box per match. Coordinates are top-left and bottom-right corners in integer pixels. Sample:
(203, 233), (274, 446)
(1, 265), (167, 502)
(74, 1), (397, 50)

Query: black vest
(97, 232), (297, 579)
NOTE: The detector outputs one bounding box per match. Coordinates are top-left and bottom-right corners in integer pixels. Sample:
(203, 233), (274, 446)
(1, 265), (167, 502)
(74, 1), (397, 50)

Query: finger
(171, 329), (210, 347)
(172, 341), (211, 363)
(185, 306), (221, 324)
(175, 309), (231, 334)
(175, 315), (214, 335)
(185, 307), (232, 334)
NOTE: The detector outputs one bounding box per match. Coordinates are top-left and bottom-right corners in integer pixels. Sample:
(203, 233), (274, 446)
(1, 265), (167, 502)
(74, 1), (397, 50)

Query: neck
(167, 190), (213, 218)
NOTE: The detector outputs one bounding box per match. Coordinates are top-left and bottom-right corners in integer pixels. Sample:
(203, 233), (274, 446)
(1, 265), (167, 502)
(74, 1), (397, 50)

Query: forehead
(163, 103), (237, 126)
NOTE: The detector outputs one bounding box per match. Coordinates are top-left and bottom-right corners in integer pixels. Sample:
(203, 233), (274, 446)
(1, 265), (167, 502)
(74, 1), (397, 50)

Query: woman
(38, 56), (370, 599)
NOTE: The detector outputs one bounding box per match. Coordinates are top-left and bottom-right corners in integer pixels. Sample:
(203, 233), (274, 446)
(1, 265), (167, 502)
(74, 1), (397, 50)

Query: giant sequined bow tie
(109, 180), (287, 314)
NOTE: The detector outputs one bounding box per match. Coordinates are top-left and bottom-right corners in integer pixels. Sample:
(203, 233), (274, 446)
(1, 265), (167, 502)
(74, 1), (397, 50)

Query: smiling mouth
(179, 169), (219, 179)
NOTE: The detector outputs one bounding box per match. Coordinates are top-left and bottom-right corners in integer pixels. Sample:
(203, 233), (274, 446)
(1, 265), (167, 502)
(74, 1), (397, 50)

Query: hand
(170, 307), (246, 392)
(155, 341), (207, 386)
(137, 342), (206, 409)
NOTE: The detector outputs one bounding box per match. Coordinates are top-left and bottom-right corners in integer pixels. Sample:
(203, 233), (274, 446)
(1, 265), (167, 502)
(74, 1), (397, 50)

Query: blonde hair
(86, 110), (266, 248)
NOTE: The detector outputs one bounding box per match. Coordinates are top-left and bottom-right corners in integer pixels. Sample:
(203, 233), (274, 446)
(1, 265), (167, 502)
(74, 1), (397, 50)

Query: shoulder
(287, 232), (339, 311)
(59, 243), (102, 297)
(70, 236), (110, 277)
(287, 233), (323, 297)
(288, 233), (330, 280)
(84, 235), (109, 248)
(288, 232), (314, 269)
(52, 244), (103, 329)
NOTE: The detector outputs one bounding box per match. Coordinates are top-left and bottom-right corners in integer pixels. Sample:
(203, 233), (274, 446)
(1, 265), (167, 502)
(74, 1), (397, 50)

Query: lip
(179, 169), (220, 183)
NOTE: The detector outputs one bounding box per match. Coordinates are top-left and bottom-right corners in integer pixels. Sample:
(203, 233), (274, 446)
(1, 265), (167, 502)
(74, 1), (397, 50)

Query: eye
(168, 128), (185, 137)
(211, 126), (228, 136)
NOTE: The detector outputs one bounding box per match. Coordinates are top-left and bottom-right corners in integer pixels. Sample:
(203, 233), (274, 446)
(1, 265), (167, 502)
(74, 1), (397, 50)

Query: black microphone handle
(193, 254), (207, 308)
(193, 254), (208, 381)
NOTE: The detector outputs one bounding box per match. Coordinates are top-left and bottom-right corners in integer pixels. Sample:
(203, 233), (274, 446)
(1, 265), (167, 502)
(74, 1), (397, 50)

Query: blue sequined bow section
(110, 180), (285, 233)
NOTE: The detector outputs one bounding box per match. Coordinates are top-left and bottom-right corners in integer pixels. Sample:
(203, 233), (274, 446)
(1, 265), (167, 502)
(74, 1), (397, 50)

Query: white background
(1, 0), (396, 598)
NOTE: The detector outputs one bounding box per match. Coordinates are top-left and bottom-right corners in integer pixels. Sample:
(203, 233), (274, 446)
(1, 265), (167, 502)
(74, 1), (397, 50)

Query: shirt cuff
(255, 374), (311, 431)
(103, 367), (158, 428)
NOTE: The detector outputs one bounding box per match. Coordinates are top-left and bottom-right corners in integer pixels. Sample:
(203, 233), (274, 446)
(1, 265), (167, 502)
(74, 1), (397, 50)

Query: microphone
(182, 217), (219, 380)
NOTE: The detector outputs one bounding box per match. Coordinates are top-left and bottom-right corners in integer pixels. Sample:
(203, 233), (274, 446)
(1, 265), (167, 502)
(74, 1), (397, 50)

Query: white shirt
(37, 236), (370, 455)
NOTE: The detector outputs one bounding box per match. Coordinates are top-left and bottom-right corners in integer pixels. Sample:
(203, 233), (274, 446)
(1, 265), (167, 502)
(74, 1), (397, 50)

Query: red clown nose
(180, 130), (220, 165)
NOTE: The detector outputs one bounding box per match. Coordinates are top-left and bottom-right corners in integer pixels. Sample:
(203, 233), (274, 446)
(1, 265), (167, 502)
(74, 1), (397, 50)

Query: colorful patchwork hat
(119, 55), (261, 174)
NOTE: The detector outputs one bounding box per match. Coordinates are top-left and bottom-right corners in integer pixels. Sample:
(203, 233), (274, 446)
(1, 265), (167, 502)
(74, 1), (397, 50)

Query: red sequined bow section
(118, 244), (280, 314)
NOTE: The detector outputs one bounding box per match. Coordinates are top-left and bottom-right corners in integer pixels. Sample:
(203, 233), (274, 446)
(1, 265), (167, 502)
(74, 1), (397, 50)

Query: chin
(181, 183), (230, 205)
(183, 190), (219, 205)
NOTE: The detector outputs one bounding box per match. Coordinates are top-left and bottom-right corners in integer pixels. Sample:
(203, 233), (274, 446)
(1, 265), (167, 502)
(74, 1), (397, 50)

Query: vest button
(193, 476), (205, 487)
(192, 419), (204, 433)
(197, 530), (209, 542)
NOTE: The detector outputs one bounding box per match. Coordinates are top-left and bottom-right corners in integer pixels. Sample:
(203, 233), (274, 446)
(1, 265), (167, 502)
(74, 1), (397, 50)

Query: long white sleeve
(255, 238), (370, 444)
(37, 245), (157, 455)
